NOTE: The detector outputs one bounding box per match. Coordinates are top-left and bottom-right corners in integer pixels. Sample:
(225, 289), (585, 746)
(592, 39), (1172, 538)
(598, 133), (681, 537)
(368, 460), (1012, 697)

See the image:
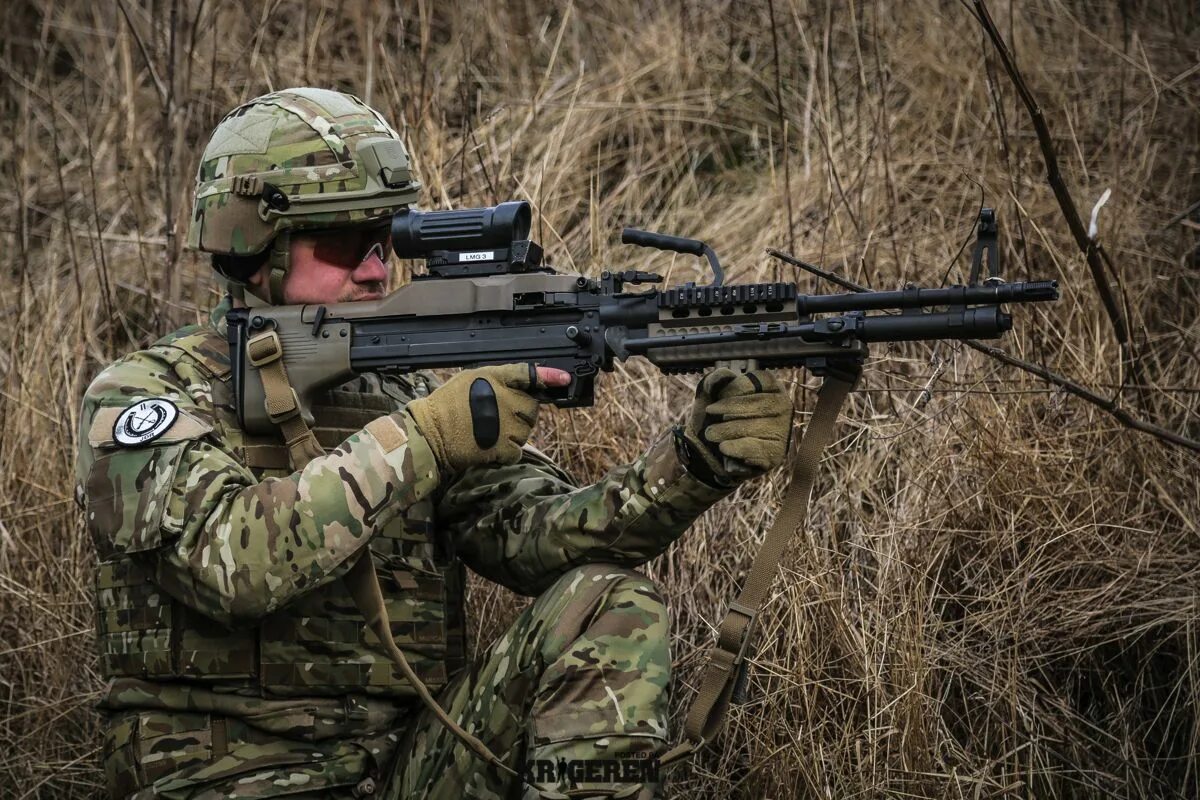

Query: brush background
(2, 1), (1198, 797)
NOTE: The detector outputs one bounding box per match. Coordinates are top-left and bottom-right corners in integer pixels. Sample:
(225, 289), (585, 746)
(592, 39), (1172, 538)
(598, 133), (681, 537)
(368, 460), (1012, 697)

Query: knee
(547, 564), (666, 615)
(536, 564), (669, 658)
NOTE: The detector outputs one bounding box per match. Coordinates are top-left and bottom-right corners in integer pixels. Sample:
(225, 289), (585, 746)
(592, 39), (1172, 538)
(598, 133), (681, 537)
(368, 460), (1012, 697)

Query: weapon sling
(244, 330), (325, 466)
(661, 370), (855, 766)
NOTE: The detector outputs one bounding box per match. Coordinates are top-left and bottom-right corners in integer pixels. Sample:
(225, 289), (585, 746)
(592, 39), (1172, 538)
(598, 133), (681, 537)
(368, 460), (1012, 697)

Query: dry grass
(2, 1), (1199, 797)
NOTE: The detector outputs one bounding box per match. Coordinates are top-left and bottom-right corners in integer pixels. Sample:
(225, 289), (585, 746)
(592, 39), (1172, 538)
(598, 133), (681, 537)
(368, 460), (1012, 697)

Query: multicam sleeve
(77, 350), (440, 625)
(434, 427), (735, 596)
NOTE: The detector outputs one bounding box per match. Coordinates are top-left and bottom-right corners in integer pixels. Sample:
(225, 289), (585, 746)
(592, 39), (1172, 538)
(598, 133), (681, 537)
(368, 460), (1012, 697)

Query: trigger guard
(535, 368), (596, 409)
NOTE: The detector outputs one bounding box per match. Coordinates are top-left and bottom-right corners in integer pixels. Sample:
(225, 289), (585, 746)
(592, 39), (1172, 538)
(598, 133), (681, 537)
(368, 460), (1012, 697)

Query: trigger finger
(485, 363), (538, 390)
(534, 365), (572, 389)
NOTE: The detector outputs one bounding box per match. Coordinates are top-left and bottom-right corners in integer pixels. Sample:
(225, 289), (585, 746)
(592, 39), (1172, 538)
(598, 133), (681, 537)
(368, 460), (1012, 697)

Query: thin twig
(963, 339), (1200, 454)
(164, 0), (181, 308)
(768, 248), (863, 292)
(79, 80), (115, 326)
(1162, 198), (1200, 231)
(115, 0), (168, 106)
(767, 247), (1200, 454)
(766, 0), (795, 265)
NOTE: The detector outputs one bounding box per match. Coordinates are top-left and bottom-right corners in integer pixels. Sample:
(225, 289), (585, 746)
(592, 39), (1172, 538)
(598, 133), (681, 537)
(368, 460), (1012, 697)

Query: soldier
(76, 88), (794, 799)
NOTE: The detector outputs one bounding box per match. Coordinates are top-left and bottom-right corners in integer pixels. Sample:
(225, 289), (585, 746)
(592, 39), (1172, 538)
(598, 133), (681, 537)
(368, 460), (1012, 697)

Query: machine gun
(227, 200), (1058, 434)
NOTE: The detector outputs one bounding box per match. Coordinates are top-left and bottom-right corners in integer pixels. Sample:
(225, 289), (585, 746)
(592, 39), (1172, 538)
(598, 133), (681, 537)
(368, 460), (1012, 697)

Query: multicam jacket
(75, 298), (733, 737)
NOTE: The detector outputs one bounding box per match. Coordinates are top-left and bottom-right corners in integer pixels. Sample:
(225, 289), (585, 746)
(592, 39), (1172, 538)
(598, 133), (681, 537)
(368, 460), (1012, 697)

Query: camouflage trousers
(102, 564), (671, 799)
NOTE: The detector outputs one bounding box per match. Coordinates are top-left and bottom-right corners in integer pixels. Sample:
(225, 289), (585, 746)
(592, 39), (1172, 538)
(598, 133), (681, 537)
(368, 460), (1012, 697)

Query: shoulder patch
(90, 401), (213, 448)
(112, 399), (177, 445)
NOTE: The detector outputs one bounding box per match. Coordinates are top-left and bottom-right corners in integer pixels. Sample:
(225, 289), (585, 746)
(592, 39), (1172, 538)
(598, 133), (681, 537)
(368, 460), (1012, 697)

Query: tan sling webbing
(661, 373), (854, 766)
(245, 330), (325, 467)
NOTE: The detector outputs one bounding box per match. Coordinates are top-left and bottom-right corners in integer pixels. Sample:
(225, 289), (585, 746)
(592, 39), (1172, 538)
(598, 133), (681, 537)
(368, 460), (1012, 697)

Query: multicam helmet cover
(187, 87), (420, 258)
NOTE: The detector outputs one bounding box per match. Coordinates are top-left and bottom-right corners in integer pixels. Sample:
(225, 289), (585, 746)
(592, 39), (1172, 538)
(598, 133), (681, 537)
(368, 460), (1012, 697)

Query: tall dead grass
(2, 1), (1198, 797)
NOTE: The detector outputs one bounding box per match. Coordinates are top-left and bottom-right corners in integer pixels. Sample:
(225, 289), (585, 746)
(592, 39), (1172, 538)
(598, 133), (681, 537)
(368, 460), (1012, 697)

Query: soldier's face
(278, 227), (391, 304)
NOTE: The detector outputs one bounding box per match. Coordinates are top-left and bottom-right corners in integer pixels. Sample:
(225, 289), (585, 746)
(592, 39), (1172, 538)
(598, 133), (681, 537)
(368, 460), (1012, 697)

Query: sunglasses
(305, 223), (393, 269)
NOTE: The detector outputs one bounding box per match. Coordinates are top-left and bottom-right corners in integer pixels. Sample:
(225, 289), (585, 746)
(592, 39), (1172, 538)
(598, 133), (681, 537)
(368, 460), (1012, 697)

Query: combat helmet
(187, 87), (420, 301)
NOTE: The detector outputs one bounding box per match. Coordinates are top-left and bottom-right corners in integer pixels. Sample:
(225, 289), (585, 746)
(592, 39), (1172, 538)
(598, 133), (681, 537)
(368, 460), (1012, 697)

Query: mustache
(342, 282), (387, 301)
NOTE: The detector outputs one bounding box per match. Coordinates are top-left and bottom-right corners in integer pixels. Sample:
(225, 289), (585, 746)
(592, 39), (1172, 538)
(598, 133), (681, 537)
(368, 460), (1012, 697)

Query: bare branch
(766, 0), (795, 265)
(115, 0), (168, 108)
(962, 339), (1200, 453)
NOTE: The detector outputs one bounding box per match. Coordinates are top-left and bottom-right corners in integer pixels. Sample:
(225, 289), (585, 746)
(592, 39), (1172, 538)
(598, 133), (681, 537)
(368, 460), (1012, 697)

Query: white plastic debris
(1088, 188), (1112, 239)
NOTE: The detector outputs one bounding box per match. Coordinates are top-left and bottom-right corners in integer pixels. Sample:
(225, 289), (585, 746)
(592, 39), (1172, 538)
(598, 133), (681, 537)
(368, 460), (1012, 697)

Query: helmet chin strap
(266, 231), (291, 304)
(236, 232), (292, 307)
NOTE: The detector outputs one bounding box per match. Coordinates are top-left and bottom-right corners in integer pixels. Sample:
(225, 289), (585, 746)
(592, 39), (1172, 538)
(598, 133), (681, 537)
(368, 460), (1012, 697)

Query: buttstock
(235, 306), (356, 436)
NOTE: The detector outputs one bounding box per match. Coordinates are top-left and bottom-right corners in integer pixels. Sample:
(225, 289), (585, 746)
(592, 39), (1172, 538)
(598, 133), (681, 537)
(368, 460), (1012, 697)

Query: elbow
(194, 563), (308, 625)
(221, 595), (275, 626)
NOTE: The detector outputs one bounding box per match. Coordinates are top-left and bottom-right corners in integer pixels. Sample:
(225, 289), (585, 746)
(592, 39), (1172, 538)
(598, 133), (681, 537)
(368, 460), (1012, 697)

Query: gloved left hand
(680, 368), (794, 484)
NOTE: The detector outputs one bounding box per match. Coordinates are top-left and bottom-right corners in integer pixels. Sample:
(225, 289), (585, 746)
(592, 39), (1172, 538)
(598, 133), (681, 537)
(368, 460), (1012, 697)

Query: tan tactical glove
(680, 368), (794, 485)
(404, 363), (543, 476)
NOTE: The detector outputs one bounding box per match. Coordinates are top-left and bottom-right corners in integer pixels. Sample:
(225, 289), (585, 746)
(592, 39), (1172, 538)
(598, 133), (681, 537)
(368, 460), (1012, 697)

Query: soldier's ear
(240, 261), (273, 305)
(245, 261), (270, 288)
(212, 249), (269, 284)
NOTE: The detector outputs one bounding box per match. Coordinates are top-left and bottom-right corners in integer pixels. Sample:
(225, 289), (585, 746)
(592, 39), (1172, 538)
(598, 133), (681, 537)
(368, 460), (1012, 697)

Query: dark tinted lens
(310, 230), (364, 268)
(309, 224), (392, 267)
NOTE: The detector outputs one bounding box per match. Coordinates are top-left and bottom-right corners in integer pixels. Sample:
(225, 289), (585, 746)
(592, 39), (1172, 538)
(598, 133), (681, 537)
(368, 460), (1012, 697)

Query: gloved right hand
(404, 363), (554, 476)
